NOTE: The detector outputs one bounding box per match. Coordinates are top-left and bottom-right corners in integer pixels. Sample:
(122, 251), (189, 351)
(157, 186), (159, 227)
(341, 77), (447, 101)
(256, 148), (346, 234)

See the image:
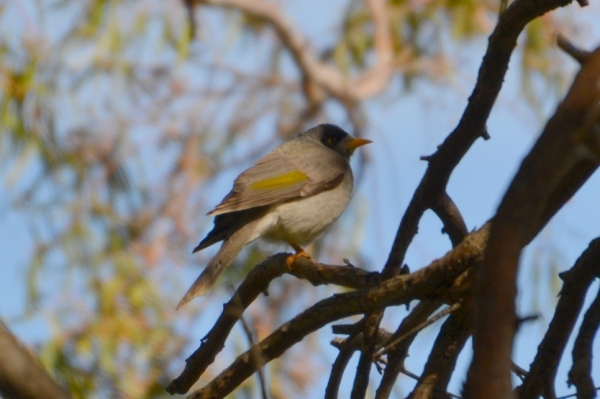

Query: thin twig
(408, 303), (472, 399)
(374, 302), (461, 358)
(401, 367), (463, 399)
(431, 192), (468, 247)
(239, 316), (269, 399)
(512, 362), (528, 381)
(375, 301), (443, 399)
(557, 35), (593, 65)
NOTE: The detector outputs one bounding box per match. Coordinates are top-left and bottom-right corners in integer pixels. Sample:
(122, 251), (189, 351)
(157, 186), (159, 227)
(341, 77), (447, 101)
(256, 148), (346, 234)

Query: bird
(176, 123), (371, 309)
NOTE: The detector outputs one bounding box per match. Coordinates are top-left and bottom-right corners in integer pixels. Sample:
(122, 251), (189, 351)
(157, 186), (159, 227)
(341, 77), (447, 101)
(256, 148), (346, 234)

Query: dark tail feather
(176, 219), (259, 309)
(192, 208), (269, 254)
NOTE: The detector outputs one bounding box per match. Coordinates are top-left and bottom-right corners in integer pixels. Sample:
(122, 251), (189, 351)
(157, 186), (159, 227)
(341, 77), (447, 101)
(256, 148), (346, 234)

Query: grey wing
(209, 141), (348, 216)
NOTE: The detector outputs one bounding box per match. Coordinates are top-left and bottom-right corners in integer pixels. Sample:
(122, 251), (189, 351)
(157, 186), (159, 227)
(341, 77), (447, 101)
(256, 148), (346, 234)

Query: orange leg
(285, 241), (315, 267)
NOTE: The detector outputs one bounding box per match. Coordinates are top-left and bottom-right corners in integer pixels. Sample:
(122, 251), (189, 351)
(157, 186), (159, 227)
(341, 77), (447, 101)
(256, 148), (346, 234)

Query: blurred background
(1, 0), (600, 398)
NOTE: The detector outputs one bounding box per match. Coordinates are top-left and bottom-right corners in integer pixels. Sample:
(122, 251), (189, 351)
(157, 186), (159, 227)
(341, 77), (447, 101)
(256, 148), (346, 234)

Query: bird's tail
(176, 219), (259, 310)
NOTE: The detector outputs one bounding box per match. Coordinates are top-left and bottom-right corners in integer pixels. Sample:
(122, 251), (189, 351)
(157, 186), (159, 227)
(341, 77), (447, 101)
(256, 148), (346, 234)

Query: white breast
(249, 170), (354, 247)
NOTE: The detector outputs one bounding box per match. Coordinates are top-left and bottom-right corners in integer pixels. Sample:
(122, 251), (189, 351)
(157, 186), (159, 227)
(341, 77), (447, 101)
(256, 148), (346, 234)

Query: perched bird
(177, 124), (371, 309)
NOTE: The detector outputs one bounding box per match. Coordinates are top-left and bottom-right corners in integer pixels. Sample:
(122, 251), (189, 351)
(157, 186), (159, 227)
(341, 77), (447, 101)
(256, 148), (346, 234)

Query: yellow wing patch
(249, 170), (309, 190)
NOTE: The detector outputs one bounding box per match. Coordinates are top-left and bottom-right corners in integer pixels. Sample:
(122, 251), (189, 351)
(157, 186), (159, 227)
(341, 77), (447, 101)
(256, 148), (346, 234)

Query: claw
(285, 251), (315, 268)
(285, 242), (315, 268)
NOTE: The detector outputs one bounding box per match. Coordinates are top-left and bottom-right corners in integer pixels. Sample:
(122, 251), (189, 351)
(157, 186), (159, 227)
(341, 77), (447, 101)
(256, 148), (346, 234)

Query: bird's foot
(285, 244), (315, 268)
(285, 251), (315, 268)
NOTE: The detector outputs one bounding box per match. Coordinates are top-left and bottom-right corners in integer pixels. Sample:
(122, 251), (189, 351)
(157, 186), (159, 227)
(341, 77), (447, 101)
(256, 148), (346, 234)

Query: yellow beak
(346, 137), (373, 151)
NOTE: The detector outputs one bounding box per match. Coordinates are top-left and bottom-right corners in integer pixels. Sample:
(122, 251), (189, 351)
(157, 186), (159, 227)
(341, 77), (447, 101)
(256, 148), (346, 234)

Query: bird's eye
(326, 138), (334, 146)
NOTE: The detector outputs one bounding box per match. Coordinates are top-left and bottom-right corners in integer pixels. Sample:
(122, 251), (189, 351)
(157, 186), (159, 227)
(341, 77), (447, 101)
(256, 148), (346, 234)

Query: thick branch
(518, 238), (600, 399)
(167, 254), (377, 394)
(465, 45), (600, 399)
(384, 0), (576, 276)
(0, 321), (72, 399)
(174, 224), (489, 397)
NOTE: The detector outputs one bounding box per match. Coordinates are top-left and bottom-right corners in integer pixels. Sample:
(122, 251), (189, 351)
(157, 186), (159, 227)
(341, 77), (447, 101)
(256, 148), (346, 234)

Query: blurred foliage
(0, 0), (587, 397)
(334, 0), (497, 84)
(520, 16), (569, 116)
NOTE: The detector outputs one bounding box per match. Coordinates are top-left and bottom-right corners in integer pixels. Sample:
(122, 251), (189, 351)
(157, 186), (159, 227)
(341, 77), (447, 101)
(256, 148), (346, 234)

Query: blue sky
(2, 0), (600, 397)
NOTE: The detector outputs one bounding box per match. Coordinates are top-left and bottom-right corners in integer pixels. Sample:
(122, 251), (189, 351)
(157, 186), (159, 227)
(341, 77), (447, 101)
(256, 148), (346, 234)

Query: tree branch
(375, 302), (460, 359)
(325, 335), (362, 399)
(172, 224), (490, 397)
(557, 34), (593, 65)
(517, 238), (600, 399)
(167, 253), (377, 394)
(352, 191), (465, 399)
(238, 316), (269, 399)
(0, 321), (72, 399)
(465, 43), (600, 399)
(383, 0), (577, 276)
(407, 303), (472, 399)
(568, 286), (600, 399)
(351, 332), (378, 399)
(431, 192), (468, 248)
(374, 301), (443, 399)
(328, 328), (395, 399)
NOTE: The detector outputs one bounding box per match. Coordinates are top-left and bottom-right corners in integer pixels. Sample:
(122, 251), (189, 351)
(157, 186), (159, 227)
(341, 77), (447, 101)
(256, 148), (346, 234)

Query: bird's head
(304, 124), (372, 158)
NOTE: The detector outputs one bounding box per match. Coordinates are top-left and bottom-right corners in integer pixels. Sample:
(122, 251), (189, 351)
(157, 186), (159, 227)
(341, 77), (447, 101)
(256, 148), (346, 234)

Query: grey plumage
(176, 213), (264, 309)
(209, 134), (349, 215)
(177, 124), (371, 309)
